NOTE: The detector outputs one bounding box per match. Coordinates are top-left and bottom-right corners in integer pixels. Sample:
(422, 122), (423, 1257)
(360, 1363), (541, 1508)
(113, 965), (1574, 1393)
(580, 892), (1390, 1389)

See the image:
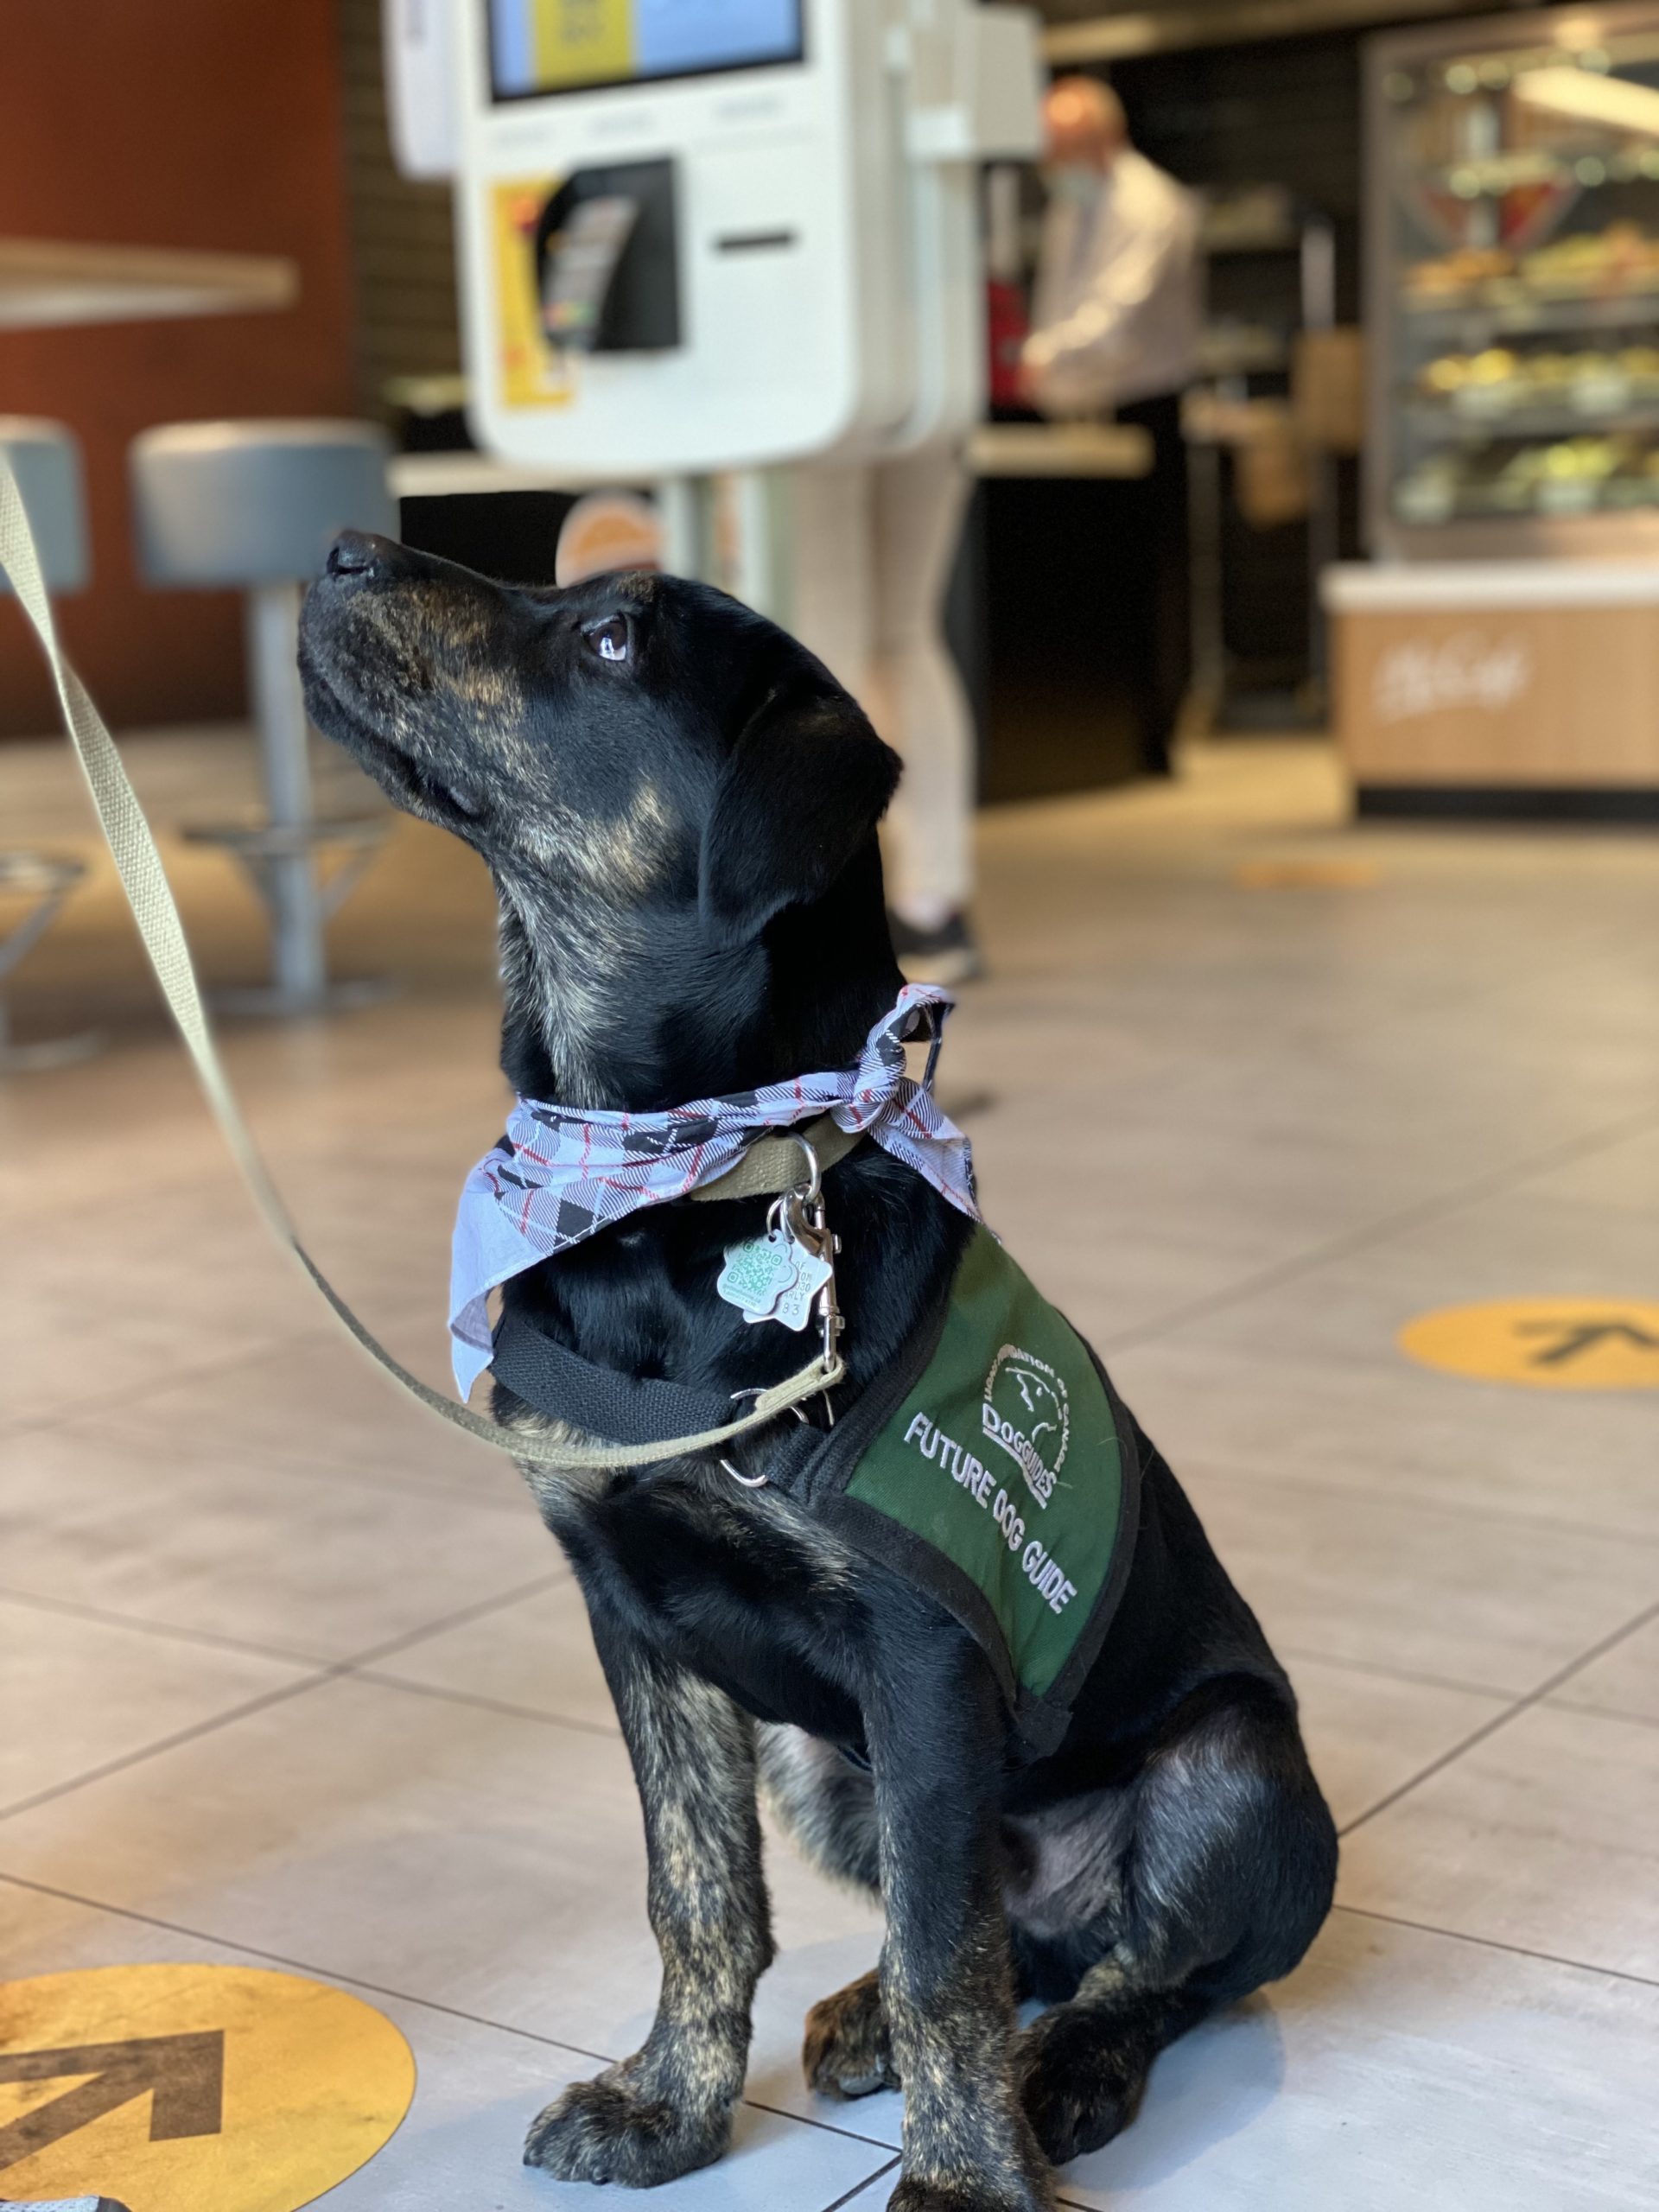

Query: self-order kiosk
(417, 0), (1042, 477)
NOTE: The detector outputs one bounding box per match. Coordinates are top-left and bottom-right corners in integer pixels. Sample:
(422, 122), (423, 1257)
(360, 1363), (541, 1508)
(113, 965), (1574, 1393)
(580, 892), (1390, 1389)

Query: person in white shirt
(1022, 76), (1202, 774)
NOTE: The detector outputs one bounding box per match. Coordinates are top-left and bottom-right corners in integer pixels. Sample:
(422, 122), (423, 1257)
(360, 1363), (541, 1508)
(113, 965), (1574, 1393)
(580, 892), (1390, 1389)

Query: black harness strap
(491, 1307), (738, 1446)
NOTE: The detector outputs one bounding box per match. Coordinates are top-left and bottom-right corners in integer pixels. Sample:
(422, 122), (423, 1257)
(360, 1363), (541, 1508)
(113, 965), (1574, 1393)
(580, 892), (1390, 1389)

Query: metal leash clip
(780, 1135), (843, 1421)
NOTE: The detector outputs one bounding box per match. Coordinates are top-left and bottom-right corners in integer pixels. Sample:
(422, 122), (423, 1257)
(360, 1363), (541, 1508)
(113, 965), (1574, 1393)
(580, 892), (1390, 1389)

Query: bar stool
(130, 419), (398, 1015)
(0, 417), (101, 1071)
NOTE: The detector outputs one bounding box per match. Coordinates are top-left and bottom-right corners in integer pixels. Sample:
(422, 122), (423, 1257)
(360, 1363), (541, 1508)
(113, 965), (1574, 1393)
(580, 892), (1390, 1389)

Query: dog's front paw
(804, 1969), (900, 2100)
(524, 2063), (731, 2186)
(1015, 2007), (1136, 2165)
(887, 2171), (1053, 2212)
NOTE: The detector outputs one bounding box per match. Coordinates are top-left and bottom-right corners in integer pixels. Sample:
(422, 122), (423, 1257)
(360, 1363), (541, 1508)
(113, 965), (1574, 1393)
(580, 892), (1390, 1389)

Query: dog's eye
(582, 614), (631, 664)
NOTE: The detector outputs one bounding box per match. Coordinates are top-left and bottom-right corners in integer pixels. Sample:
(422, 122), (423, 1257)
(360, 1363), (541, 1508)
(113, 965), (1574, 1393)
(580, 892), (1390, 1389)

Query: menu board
(490, 0), (804, 100)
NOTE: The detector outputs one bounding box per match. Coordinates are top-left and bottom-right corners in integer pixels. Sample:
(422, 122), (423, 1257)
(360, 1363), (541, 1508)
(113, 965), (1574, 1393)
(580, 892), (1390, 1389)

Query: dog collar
(448, 982), (979, 1396)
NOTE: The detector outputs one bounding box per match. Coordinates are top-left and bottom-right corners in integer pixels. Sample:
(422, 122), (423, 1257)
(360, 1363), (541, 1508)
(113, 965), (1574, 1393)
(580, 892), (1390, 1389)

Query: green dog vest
(781, 1224), (1141, 1756)
(492, 1217), (1141, 1758)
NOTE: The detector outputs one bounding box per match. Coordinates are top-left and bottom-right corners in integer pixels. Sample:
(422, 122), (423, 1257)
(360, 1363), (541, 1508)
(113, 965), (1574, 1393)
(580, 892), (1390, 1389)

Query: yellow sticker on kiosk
(1399, 1297), (1659, 1389)
(493, 180), (575, 410)
(0, 1963), (414, 2209)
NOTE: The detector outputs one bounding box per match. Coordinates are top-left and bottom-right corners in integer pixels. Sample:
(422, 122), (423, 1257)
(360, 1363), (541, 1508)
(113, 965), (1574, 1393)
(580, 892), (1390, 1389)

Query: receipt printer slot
(535, 158), (680, 353)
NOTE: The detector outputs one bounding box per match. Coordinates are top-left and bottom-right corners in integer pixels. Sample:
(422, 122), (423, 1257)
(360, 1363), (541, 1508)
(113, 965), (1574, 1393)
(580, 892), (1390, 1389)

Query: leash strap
(0, 455), (844, 1471)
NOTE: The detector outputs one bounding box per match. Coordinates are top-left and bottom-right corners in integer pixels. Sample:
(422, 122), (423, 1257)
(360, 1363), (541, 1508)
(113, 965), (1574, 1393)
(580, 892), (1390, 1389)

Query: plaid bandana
(449, 982), (980, 1395)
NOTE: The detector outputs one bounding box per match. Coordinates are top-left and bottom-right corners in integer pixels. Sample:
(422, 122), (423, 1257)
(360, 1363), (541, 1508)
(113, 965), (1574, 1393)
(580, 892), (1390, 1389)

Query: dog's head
(299, 533), (903, 1103)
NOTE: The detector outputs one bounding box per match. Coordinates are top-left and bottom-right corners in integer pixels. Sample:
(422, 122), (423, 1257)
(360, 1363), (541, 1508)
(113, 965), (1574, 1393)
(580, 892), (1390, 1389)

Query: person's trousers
(788, 447), (976, 918)
(1116, 391), (1192, 777)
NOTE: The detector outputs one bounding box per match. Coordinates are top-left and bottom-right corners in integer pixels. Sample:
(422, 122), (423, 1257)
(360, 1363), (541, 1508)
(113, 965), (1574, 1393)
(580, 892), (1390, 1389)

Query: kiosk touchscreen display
(490, 0), (804, 100)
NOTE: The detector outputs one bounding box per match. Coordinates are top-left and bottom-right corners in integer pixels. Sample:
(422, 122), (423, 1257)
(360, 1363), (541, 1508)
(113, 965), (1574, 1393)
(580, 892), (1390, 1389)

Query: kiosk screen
(490, 0), (804, 99)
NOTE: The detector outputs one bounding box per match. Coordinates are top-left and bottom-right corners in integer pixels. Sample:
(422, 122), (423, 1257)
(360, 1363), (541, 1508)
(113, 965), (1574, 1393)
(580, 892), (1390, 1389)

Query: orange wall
(0, 0), (360, 735)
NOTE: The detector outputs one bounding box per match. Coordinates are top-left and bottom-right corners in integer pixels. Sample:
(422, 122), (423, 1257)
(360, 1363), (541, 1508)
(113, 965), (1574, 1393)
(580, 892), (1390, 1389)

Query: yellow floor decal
(1400, 1297), (1659, 1389)
(1234, 859), (1382, 889)
(0, 1964), (414, 2211)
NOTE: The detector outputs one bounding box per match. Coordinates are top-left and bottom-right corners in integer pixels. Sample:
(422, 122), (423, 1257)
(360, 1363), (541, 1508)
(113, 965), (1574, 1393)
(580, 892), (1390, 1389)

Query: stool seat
(0, 417), (89, 594)
(131, 419), (396, 589)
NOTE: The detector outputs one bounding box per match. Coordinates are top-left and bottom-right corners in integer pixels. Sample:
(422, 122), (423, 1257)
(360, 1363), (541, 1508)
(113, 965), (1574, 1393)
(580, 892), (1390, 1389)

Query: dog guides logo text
(893, 1339), (1080, 1619)
(855, 1233), (1120, 1679)
(982, 1343), (1069, 1507)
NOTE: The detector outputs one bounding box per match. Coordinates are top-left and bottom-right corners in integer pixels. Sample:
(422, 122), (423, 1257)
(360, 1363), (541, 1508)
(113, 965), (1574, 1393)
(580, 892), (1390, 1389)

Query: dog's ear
(699, 684), (901, 945)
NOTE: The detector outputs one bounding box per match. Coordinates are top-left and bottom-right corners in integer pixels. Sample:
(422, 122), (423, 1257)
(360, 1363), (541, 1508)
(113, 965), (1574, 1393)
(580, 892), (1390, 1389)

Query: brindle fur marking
(525, 1617), (772, 2183)
(866, 1599), (1052, 2212)
(300, 538), (1339, 2210)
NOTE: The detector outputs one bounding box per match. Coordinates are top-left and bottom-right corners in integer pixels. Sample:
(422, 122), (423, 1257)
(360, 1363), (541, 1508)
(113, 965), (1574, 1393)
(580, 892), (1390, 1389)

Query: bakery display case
(1369, 3), (1659, 557)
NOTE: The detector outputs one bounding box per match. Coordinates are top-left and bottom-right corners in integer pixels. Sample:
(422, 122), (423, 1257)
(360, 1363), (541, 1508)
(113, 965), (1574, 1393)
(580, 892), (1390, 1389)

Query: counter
(1322, 559), (1659, 819)
(0, 238), (296, 328)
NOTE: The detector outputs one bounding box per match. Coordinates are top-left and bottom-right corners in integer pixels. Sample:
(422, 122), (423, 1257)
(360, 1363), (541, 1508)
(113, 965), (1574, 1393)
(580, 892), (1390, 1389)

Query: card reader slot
(535, 158), (681, 353)
(715, 229), (801, 255)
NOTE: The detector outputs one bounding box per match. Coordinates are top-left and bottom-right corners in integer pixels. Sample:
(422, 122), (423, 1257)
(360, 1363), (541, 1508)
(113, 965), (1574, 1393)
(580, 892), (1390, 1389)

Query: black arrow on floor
(0, 2030), (223, 2171)
(1515, 1319), (1659, 1367)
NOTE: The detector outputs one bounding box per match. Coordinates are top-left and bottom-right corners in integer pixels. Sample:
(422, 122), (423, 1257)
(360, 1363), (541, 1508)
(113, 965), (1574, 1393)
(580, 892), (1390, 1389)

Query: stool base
(0, 853), (103, 1074)
(184, 813), (391, 1017)
(207, 975), (398, 1021)
(0, 1027), (104, 1074)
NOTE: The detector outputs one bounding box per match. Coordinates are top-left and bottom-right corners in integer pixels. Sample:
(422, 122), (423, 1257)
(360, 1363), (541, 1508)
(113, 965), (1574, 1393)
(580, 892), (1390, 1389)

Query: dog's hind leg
(757, 1723), (881, 1899)
(524, 1624), (774, 2186)
(755, 1726), (906, 2101)
(1013, 1676), (1337, 2166)
(1016, 1969), (1209, 2164)
(803, 1966), (900, 2100)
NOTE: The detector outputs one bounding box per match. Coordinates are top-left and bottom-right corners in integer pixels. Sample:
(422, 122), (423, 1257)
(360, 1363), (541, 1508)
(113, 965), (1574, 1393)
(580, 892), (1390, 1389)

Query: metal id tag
(760, 1242), (833, 1331)
(717, 1229), (799, 1320)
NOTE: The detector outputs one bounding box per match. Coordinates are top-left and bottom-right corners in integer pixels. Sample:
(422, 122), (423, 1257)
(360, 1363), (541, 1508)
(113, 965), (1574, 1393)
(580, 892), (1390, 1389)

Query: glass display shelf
(1368, 3), (1659, 556)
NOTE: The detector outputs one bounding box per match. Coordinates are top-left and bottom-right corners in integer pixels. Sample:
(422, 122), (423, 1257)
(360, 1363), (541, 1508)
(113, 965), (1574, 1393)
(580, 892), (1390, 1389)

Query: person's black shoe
(887, 910), (984, 986)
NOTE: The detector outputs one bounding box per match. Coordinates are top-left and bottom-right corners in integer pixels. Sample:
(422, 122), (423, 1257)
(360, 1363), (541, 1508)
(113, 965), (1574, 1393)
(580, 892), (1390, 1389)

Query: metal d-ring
(720, 1457), (770, 1488)
(720, 1380), (818, 1489)
(788, 1131), (822, 1206)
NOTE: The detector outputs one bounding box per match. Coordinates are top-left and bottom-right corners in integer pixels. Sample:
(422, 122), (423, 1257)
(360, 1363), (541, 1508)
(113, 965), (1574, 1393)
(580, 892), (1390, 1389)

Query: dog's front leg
(524, 1628), (772, 2186)
(868, 1618), (1053, 2212)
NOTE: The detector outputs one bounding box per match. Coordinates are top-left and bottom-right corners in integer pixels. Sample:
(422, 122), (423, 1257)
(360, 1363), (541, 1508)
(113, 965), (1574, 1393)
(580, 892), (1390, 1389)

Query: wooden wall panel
(0, 0), (359, 736)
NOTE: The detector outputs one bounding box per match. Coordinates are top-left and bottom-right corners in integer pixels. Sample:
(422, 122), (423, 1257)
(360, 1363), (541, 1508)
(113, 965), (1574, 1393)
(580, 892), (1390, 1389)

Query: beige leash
(0, 455), (846, 1470)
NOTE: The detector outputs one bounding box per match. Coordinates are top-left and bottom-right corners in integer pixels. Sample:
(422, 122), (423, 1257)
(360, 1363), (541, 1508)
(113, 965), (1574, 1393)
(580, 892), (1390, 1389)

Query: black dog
(300, 536), (1336, 2212)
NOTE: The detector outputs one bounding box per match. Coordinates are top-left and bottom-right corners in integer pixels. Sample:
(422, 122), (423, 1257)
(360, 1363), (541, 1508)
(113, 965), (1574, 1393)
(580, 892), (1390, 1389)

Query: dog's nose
(326, 529), (396, 579)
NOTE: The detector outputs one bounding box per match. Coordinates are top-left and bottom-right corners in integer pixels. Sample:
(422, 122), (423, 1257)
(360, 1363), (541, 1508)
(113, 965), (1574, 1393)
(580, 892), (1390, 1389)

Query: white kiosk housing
(444, 0), (1042, 475)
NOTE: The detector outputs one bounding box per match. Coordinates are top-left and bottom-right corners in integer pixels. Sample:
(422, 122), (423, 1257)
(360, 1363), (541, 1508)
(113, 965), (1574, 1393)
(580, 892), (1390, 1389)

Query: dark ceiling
(1034, 0), (1547, 56)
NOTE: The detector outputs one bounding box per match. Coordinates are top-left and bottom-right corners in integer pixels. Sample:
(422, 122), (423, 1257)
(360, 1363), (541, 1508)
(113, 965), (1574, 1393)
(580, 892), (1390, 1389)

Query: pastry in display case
(1369, 3), (1659, 555)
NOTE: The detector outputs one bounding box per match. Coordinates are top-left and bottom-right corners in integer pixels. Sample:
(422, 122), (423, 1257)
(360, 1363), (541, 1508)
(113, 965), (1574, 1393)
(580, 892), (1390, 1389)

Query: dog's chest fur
(528, 1452), (880, 1747)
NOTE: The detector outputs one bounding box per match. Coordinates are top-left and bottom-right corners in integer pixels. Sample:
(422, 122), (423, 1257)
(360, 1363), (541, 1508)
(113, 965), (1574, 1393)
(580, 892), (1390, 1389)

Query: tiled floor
(3, 728), (1659, 2208)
